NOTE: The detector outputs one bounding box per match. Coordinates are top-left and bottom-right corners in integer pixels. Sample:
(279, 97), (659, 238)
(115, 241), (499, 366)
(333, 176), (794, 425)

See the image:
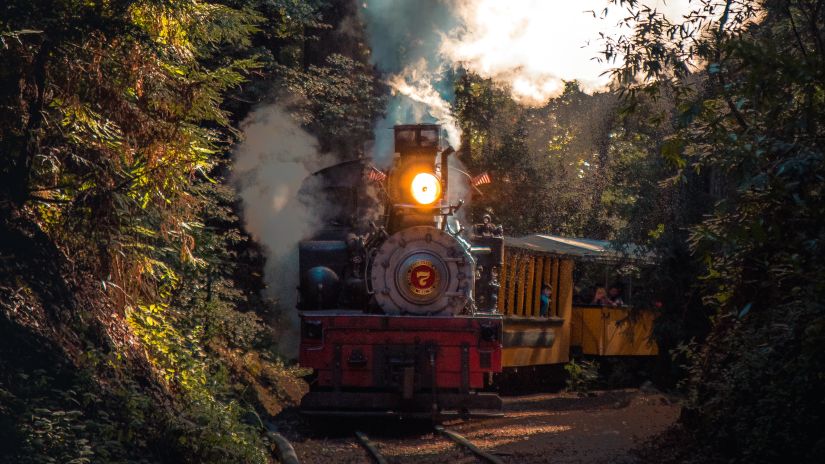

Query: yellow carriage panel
(500, 256), (573, 367)
(603, 308), (658, 356)
(501, 317), (567, 367)
(531, 256), (544, 316)
(571, 306), (659, 356)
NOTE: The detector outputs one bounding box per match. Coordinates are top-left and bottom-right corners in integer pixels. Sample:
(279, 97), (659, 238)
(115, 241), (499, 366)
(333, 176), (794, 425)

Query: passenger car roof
(504, 234), (655, 263)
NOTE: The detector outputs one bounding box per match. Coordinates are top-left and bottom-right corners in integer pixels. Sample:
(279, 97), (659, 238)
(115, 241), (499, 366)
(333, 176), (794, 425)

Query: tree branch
(714, 0), (749, 131)
(28, 195), (71, 204)
(785, 1), (810, 59)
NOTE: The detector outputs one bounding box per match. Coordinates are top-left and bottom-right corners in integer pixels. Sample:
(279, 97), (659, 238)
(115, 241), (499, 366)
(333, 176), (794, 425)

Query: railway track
(355, 426), (505, 464)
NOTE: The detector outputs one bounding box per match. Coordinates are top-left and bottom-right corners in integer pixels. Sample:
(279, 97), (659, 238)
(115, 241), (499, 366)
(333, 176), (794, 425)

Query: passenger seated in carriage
(590, 285), (625, 307)
(607, 286), (625, 307)
(539, 284), (552, 317)
(592, 287), (609, 306)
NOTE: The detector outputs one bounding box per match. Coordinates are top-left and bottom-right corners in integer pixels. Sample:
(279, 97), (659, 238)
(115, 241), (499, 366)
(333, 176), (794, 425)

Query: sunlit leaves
(608, 1), (825, 459)
(660, 136), (686, 169)
(3, 1), (266, 314)
(0, 1), (336, 462)
(3, 0), (265, 425)
(127, 302), (208, 395)
(455, 75), (620, 237)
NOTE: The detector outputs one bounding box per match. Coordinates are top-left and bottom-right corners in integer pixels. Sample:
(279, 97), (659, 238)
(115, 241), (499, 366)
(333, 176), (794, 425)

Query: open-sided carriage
(496, 234), (658, 371)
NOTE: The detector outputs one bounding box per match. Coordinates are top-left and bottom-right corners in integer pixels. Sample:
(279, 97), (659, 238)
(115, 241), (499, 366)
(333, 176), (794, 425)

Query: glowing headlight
(411, 172), (441, 205)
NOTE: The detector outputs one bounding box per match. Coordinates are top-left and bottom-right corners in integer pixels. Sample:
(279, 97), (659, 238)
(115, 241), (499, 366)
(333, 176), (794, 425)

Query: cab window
(419, 128), (439, 147)
(395, 129), (416, 150)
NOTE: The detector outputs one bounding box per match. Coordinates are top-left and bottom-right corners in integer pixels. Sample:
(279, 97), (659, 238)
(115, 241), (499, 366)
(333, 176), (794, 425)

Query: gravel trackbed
(287, 389), (680, 464)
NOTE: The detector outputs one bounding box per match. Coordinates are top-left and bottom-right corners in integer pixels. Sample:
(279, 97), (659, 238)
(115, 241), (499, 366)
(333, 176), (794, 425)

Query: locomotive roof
(394, 123), (440, 130)
(504, 234), (656, 263)
(301, 158), (367, 191)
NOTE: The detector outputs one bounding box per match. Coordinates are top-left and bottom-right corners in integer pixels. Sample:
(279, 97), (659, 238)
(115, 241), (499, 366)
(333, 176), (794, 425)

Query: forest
(0, 0), (823, 463)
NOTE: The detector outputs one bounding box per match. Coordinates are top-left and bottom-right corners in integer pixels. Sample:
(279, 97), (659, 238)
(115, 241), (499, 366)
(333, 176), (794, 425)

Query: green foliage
(167, 397), (269, 464)
(564, 359), (600, 393)
(127, 302), (209, 394)
(1, 0), (378, 462)
(0, 320), (153, 464)
(279, 53), (386, 156)
(0, 332), (270, 464)
(0, 0), (263, 314)
(20, 407), (94, 464)
(203, 299), (266, 349)
(603, 0), (825, 461)
(455, 76), (619, 237)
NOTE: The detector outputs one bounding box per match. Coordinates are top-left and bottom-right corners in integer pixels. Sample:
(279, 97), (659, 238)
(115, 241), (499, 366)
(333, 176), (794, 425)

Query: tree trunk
(4, 39), (51, 207)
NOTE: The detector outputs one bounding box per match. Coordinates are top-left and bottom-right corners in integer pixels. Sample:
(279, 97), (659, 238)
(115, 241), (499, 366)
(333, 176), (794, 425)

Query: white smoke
(363, 0), (696, 122)
(387, 60), (462, 148)
(441, 0), (696, 105)
(233, 104), (332, 358)
(359, 0), (699, 239)
(362, 0), (463, 166)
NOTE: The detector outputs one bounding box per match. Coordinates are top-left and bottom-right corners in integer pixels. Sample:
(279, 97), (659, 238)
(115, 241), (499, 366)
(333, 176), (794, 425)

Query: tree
(0, 1), (335, 462)
(454, 74), (620, 237)
(603, 1), (825, 461)
(1, 0), (261, 302)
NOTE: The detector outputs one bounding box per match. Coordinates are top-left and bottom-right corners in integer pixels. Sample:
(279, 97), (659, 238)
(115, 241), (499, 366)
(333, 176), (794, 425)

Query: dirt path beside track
(287, 389), (680, 464)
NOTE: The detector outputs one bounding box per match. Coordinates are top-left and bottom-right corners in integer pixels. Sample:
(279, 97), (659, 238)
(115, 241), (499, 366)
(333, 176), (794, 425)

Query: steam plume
(233, 105), (331, 358)
(362, 0), (463, 166)
(387, 61), (462, 149)
(442, 0), (695, 105)
(363, 0), (695, 120)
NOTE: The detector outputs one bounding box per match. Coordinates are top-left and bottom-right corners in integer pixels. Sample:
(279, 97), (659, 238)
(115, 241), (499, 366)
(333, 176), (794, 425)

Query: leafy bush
(565, 359), (600, 393)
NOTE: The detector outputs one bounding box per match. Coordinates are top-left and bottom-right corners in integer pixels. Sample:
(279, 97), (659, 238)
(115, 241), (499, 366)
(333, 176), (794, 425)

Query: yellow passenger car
(497, 234), (659, 369)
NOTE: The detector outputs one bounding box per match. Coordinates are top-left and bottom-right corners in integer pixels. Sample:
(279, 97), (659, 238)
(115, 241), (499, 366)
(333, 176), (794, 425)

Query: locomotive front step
(300, 391), (503, 418)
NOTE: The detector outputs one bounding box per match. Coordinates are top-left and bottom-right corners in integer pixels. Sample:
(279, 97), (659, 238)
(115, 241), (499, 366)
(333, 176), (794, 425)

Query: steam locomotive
(297, 124), (504, 418)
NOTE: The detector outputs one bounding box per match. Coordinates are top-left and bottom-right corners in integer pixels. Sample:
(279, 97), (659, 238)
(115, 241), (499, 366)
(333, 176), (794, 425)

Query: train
(296, 124), (659, 418)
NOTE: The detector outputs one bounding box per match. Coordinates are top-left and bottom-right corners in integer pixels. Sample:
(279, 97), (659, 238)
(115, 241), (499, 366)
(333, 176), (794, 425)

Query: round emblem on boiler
(372, 227), (472, 314)
(406, 259), (439, 296)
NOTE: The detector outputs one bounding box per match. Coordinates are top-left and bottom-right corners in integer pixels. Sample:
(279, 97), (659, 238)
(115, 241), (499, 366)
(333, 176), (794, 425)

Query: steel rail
(355, 430), (389, 464)
(435, 425), (505, 464)
(355, 425), (503, 464)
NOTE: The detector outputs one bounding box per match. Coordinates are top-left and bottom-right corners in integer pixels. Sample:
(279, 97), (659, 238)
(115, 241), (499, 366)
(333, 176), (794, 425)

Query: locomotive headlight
(411, 172), (441, 205)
